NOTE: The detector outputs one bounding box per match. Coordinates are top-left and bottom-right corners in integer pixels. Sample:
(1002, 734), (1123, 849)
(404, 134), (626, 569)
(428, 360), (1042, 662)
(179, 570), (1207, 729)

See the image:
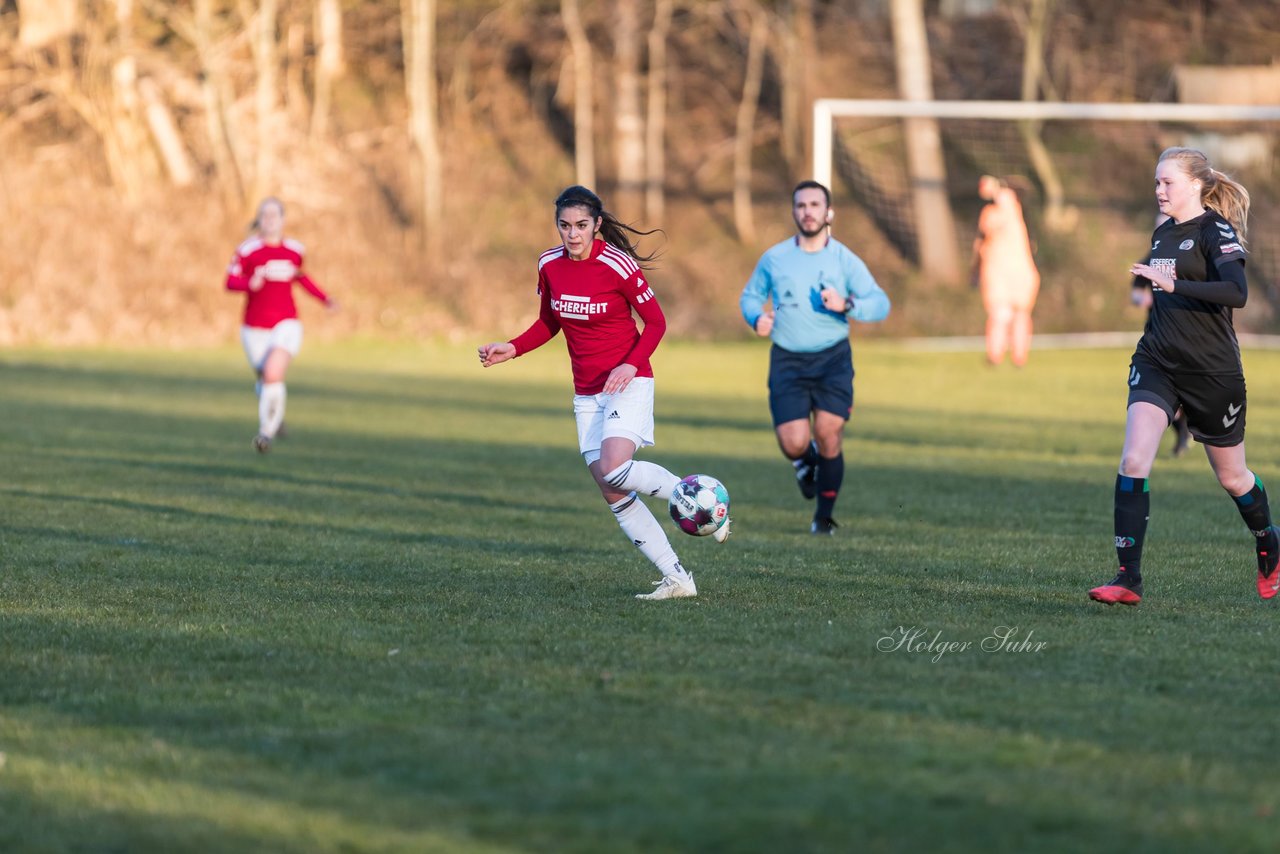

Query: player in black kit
(1089, 147), (1279, 605)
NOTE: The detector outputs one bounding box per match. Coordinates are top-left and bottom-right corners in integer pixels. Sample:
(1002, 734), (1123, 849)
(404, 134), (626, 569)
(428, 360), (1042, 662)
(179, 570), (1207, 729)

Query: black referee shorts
(1126, 355), (1246, 447)
(768, 338), (854, 427)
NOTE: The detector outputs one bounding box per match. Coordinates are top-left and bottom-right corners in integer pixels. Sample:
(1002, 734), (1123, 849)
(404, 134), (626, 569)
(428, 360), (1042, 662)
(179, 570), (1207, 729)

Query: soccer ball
(669, 474), (730, 537)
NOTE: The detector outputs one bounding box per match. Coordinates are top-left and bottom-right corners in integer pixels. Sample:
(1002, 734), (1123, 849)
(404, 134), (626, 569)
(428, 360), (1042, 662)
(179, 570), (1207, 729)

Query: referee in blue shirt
(740, 181), (890, 534)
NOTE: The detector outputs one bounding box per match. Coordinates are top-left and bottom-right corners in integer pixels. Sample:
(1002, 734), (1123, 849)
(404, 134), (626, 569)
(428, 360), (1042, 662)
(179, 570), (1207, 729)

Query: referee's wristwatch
(842, 297), (856, 315)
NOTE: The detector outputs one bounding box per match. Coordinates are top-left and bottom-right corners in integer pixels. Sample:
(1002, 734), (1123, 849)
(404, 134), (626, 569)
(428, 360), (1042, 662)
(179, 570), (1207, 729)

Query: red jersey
(225, 237), (330, 329)
(510, 239), (667, 394)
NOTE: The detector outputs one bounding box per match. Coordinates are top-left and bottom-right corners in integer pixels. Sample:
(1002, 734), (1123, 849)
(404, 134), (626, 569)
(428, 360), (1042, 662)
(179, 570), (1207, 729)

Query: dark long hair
(554, 185), (662, 268)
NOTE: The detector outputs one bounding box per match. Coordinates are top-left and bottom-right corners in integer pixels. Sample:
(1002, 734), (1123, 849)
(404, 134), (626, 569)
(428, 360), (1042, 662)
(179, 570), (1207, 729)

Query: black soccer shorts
(767, 338), (855, 426)
(1126, 355), (1246, 447)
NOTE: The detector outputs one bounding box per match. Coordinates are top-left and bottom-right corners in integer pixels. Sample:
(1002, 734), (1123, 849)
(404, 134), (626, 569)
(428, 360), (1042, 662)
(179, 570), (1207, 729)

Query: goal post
(813, 99), (1280, 189)
(810, 98), (1280, 331)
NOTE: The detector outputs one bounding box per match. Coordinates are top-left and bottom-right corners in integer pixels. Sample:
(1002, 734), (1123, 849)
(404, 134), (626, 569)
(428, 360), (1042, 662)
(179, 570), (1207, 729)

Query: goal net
(813, 99), (1280, 331)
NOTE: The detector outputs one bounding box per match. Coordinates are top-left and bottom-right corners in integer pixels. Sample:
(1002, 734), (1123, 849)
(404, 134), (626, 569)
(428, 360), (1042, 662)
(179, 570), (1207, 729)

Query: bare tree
(16, 0), (78, 48)
(285, 21), (308, 125)
(733, 3), (768, 244)
(561, 0), (595, 189)
(890, 0), (959, 283)
(403, 0), (443, 248)
(645, 0), (673, 222)
(1016, 0), (1076, 232)
(139, 77), (195, 187)
(613, 0), (645, 216)
(237, 0), (281, 204)
(109, 0), (153, 200)
(778, 0), (815, 180)
(38, 0), (154, 201)
(191, 0), (247, 205)
(311, 0), (344, 139)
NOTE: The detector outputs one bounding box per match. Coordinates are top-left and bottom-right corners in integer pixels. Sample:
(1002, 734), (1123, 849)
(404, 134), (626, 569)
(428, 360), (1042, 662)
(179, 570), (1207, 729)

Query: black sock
(1232, 474), (1279, 559)
(1114, 475), (1150, 581)
(792, 441), (819, 471)
(815, 452), (844, 520)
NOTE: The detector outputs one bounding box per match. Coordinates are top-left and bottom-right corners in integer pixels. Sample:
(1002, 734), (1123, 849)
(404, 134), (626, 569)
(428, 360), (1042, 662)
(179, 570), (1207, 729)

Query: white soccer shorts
(574, 377), (656, 465)
(241, 319), (303, 371)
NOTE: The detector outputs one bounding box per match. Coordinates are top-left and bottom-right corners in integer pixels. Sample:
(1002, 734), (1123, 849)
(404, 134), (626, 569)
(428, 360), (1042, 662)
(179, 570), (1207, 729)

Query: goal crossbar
(813, 99), (1280, 187)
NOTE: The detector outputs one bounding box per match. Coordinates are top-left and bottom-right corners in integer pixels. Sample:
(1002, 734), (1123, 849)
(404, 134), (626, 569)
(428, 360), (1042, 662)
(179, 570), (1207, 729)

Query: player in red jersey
(478, 185), (729, 601)
(225, 197), (336, 453)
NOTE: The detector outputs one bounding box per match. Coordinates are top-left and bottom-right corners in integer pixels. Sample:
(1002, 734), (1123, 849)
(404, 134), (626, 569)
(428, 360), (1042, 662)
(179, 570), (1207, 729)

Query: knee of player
(1118, 450), (1154, 478)
(1216, 467), (1253, 496)
(814, 430), (843, 454)
(601, 459), (634, 490)
(597, 481), (631, 505)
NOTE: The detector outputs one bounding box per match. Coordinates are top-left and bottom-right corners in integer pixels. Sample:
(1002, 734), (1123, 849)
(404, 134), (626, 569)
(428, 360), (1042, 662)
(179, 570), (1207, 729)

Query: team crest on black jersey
(1178, 239), (1194, 250)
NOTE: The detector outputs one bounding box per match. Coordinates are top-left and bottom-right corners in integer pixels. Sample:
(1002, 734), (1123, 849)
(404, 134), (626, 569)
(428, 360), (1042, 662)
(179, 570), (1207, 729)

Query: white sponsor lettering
(1151, 258), (1177, 280)
(551, 294), (609, 320)
(262, 259), (298, 281)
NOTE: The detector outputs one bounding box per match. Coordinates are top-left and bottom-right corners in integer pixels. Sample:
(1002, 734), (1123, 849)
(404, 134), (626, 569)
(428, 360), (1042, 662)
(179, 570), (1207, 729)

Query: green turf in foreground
(2, 341), (1279, 853)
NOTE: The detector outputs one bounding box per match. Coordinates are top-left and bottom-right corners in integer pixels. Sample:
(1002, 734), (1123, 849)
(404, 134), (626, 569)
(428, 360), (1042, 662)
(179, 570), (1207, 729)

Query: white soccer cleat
(635, 573), (697, 600)
(711, 517), (732, 544)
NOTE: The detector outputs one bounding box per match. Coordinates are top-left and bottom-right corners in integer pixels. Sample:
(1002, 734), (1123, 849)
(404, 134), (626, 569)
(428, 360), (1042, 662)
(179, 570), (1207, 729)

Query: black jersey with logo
(1134, 210), (1247, 375)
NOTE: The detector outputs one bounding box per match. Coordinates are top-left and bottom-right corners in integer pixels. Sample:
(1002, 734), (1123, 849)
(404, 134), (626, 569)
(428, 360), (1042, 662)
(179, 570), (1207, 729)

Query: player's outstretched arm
(478, 342), (517, 368)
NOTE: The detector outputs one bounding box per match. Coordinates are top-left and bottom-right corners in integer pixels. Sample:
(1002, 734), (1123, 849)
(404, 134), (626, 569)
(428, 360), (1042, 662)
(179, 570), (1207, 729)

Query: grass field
(3, 339), (1280, 853)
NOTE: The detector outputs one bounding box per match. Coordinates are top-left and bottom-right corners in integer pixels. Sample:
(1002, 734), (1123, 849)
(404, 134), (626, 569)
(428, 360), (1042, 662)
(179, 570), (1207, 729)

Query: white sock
(609, 492), (685, 577)
(259, 381), (286, 438)
(602, 460), (680, 501)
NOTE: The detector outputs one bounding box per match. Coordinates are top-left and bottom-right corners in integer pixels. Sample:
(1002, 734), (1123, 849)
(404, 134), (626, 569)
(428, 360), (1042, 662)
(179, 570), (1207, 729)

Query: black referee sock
(790, 442), (818, 473)
(1114, 475), (1150, 582)
(815, 452), (844, 521)
(1232, 475), (1279, 559)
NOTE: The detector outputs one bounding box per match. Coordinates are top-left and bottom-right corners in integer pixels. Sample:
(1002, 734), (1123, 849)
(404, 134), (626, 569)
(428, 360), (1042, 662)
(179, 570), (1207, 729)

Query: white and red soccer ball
(668, 474), (730, 537)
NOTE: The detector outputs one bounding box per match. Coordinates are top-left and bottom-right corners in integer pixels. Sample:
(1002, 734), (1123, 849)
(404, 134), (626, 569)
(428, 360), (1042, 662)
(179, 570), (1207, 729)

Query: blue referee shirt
(740, 236), (890, 353)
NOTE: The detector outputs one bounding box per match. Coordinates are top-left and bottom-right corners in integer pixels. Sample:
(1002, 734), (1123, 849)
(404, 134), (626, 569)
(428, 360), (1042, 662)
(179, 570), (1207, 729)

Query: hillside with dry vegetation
(1, 0), (1278, 346)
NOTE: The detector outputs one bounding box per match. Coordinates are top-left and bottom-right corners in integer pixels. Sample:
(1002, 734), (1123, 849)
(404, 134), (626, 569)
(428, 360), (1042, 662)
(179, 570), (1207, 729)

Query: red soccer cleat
(1089, 568), (1143, 606)
(1258, 552), (1280, 601)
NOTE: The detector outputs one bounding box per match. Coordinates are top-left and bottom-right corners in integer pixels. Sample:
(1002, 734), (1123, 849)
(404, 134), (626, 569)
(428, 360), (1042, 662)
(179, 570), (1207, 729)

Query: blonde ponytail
(1203, 167), (1250, 243)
